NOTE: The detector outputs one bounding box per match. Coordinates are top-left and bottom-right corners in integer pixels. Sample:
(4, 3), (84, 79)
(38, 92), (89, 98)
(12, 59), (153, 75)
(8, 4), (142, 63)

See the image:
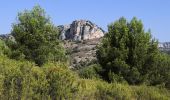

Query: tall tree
(11, 5), (66, 66)
(96, 17), (161, 84)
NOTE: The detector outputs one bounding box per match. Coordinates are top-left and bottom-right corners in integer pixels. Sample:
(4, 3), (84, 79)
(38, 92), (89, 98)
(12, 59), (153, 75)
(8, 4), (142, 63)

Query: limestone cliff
(58, 20), (105, 41)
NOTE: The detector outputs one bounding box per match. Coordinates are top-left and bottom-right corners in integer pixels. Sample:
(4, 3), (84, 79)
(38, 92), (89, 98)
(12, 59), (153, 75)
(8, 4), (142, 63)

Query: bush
(133, 85), (170, 100)
(0, 55), (169, 99)
(0, 39), (11, 56)
(0, 56), (77, 99)
(76, 79), (170, 100)
(96, 82), (133, 100)
(43, 64), (77, 99)
(78, 64), (102, 79)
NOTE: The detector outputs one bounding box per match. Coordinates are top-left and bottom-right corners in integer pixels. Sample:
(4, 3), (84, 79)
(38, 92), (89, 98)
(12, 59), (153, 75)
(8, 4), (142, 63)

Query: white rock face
(58, 20), (105, 41)
(159, 42), (170, 51)
(0, 34), (15, 42)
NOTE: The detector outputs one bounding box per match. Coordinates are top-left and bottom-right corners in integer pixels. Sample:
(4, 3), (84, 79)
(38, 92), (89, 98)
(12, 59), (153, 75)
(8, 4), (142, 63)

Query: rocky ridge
(58, 20), (105, 41)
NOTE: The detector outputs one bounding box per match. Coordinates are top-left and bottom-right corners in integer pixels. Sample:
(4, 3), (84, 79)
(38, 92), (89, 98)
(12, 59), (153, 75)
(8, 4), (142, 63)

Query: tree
(96, 17), (162, 85)
(10, 5), (67, 66)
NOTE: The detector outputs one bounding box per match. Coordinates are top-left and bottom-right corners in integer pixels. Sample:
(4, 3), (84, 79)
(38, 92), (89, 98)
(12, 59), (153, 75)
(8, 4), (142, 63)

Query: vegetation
(96, 17), (170, 88)
(78, 64), (102, 79)
(0, 6), (169, 99)
(0, 39), (11, 56)
(0, 55), (169, 99)
(9, 5), (67, 66)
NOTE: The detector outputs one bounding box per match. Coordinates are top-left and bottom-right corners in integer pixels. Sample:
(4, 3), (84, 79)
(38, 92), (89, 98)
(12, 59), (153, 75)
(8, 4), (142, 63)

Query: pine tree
(10, 5), (67, 66)
(96, 17), (160, 84)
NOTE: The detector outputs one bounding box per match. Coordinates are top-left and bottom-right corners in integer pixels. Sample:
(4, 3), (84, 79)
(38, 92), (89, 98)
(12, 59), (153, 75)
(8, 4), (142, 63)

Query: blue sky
(0, 0), (170, 42)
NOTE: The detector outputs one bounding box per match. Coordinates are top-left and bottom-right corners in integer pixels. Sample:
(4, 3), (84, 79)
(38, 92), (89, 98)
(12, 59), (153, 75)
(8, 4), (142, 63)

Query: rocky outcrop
(57, 20), (105, 68)
(0, 34), (15, 42)
(58, 20), (105, 41)
(64, 38), (101, 69)
(159, 42), (170, 51)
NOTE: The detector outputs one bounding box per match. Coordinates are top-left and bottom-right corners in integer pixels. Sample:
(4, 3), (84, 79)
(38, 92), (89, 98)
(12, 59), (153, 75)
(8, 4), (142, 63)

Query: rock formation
(63, 38), (101, 69)
(57, 20), (105, 68)
(159, 42), (170, 52)
(58, 20), (105, 41)
(0, 34), (15, 42)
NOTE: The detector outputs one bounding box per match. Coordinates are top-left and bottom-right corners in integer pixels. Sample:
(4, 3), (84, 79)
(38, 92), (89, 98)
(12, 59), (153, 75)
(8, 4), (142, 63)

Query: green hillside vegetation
(0, 5), (169, 99)
(0, 54), (169, 99)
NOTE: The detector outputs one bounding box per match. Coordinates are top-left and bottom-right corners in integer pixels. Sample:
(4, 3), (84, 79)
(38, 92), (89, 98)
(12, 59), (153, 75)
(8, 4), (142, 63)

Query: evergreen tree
(96, 17), (161, 84)
(10, 5), (66, 66)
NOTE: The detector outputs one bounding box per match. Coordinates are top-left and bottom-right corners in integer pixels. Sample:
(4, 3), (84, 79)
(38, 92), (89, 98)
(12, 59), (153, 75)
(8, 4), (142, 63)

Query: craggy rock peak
(58, 20), (105, 41)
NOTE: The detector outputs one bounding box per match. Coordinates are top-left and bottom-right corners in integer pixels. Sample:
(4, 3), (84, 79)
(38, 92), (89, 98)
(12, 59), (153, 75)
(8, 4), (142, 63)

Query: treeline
(0, 5), (169, 99)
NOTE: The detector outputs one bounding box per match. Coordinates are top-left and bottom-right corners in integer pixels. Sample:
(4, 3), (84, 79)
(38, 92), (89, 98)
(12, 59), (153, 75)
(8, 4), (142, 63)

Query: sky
(0, 0), (170, 42)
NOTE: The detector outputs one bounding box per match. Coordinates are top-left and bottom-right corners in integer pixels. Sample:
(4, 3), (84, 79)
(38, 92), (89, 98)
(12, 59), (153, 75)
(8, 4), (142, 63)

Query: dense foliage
(78, 64), (102, 79)
(0, 39), (11, 56)
(96, 17), (170, 87)
(0, 55), (169, 99)
(0, 56), (75, 99)
(9, 6), (66, 66)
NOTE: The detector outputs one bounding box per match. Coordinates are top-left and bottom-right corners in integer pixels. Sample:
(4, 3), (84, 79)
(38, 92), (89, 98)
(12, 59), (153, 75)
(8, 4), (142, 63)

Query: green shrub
(96, 82), (133, 100)
(0, 56), (77, 99)
(0, 55), (169, 100)
(133, 85), (170, 100)
(43, 64), (77, 99)
(0, 39), (11, 56)
(78, 64), (102, 79)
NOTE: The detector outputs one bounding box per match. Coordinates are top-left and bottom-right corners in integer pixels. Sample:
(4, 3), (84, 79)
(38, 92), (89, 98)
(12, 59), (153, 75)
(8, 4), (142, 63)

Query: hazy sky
(0, 0), (170, 42)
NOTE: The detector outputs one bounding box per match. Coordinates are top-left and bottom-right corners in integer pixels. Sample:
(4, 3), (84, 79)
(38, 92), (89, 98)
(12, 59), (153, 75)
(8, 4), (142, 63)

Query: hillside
(64, 38), (101, 69)
(1, 20), (170, 69)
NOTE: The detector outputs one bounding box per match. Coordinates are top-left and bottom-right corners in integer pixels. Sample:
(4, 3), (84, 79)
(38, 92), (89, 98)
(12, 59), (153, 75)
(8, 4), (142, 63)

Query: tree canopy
(10, 5), (67, 66)
(97, 17), (169, 86)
